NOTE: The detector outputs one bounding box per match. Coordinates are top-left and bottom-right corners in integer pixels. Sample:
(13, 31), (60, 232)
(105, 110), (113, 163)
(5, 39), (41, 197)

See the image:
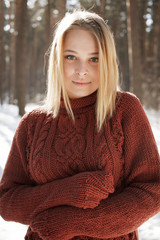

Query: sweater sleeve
(31, 93), (160, 239)
(0, 112), (114, 226)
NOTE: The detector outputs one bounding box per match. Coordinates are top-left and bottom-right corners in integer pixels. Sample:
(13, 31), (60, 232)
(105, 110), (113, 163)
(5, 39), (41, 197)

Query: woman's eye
(65, 55), (76, 60)
(90, 57), (99, 62)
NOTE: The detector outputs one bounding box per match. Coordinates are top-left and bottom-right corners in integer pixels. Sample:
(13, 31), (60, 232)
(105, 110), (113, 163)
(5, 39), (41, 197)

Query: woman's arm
(0, 112), (114, 226)
(31, 93), (160, 239)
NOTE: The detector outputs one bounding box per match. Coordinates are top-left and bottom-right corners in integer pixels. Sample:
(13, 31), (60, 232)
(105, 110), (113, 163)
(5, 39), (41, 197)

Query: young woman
(0, 10), (160, 240)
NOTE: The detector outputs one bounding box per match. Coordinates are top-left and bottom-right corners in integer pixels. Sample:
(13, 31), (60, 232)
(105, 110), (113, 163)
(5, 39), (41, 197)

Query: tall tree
(150, 0), (160, 109)
(44, 0), (52, 50)
(28, 1), (39, 99)
(8, 1), (16, 103)
(142, 0), (160, 109)
(57, 0), (66, 21)
(138, 0), (148, 71)
(99, 0), (107, 19)
(15, 0), (27, 116)
(43, 0), (52, 78)
(0, 0), (6, 104)
(126, 0), (143, 101)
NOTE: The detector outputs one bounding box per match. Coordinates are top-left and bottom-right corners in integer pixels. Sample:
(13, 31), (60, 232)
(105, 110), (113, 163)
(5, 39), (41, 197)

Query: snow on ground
(0, 103), (160, 240)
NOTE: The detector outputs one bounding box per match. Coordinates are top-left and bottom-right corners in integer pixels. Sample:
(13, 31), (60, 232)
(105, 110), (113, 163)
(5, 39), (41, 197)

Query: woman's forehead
(63, 29), (98, 52)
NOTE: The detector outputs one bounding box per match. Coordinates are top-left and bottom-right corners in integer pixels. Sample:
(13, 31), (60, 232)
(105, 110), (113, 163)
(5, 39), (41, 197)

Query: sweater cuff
(31, 207), (74, 240)
(86, 171), (114, 193)
(84, 172), (114, 208)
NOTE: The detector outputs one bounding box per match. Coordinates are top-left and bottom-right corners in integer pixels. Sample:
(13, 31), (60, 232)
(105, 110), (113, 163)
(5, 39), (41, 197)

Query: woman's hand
(31, 207), (75, 240)
(67, 170), (114, 209)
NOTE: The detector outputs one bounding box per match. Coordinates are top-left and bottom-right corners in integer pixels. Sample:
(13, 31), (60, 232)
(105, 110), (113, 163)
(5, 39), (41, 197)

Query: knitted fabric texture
(0, 91), (160, 240)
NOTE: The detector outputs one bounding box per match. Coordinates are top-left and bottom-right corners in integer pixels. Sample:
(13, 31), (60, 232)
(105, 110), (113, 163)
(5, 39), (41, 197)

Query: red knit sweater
(0, 91), (160, 240)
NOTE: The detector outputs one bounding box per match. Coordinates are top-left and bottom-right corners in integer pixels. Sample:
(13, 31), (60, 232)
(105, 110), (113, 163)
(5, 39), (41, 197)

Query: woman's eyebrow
(63, 49), (99, 55)
(64, 49), (77, 53)
(89, 52), (99, 55)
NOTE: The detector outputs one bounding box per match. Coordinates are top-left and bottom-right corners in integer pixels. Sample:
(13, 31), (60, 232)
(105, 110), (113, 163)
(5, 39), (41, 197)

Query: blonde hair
(45, 10), (119, 131)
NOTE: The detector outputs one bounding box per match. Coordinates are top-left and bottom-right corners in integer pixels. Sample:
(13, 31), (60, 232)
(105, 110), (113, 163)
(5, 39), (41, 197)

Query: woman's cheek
(64, 62), (75, 78)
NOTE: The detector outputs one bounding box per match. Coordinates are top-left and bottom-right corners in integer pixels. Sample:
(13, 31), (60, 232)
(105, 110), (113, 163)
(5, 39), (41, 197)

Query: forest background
(0, 0), (160, 115)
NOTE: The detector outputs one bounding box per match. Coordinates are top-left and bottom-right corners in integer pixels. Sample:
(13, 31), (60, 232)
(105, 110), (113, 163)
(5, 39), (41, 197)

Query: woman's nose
(76, 62), (88, 77)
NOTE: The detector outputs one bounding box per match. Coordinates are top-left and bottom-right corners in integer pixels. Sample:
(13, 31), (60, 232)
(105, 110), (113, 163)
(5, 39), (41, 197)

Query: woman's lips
(72, 81), (91, 85)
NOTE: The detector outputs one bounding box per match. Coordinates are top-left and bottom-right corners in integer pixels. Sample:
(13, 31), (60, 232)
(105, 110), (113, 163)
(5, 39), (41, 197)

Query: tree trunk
(15, 0), (27, 116)
(57, 0), (66, 21)
(0, 0), (6, 105)
(126, 0), (142, 101)
(138, 0), (148, 69)
(32, 26), (38, 98)
(152, 0), (160, 109)
(43, 0), (52, 78)
(8, 1), (16, 104)
(45, 0), (51, 50)
(99, 0), (107, 19)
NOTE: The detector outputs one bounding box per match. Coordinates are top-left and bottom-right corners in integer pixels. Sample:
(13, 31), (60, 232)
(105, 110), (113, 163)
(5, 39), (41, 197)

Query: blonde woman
(0, 10), (160, 240)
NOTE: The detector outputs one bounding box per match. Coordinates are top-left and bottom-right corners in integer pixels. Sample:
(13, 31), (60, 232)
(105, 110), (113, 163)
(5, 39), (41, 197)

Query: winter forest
(0, 0), (160, 239)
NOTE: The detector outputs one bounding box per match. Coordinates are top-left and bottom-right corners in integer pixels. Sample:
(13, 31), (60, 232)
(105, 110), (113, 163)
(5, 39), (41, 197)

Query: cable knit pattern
(0, 91), (160, 240)
(105, 93), (125, 189)
(30, 112), (55, 183)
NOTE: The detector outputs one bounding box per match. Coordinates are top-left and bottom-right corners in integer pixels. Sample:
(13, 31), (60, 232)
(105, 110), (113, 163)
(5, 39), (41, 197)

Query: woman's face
(63, 29), (99, 99)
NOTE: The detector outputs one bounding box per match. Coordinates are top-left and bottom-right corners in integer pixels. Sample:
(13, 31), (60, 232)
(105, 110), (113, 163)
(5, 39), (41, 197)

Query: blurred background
(0, 0), (160, 116)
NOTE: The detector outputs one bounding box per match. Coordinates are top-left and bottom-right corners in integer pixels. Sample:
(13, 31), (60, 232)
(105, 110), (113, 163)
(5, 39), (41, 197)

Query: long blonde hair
(45, 10), (119, 131)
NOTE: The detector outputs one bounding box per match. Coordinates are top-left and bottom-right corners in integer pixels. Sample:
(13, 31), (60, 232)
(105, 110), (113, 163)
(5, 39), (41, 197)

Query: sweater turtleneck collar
(60, 91), (97, 112)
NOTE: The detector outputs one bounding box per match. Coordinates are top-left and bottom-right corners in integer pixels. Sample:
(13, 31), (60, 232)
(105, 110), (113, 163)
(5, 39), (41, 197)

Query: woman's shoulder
(21, 107), (47, 121)
(17, 107), (50, 131)
(115, 91), (144, 119)
(116, 90), (142, 109)
(116, 90), (140, 104)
